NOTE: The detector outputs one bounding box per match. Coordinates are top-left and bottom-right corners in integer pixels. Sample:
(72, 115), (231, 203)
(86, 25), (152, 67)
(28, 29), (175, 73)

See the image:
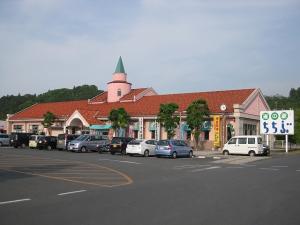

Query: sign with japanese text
(260, 110), (294, 135)
(213, 116), (220, 147)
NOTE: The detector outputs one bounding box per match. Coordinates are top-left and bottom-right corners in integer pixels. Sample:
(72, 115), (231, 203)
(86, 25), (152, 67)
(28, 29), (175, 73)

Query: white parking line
(213, 156), (222, 159)
(98, 159), (142, 165)
(191, 166), (221, 172)
(259, 168), (279, 171)
(0, 198), (31, 205)
(57, 190), (86, 196)
(226, 166), (244, 169)
(272, 166), (288, 168)
(174, 164), (211, 170)
(296, 170), (300, 172)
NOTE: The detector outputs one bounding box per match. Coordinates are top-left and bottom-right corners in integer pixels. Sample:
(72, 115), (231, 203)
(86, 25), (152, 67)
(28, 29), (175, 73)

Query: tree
(157, 103), (180, 139)
(42, 111), (56, 135)
(108, 108), (131, 137)
(186, 99), (210, 150)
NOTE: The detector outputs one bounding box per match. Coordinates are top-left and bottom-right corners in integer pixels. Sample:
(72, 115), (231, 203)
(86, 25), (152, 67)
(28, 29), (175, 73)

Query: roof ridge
(35, 99), (88, 105)
(144, 88), (256, 98)
(9, 103), (39, 118)
(89, 91), (107, 101)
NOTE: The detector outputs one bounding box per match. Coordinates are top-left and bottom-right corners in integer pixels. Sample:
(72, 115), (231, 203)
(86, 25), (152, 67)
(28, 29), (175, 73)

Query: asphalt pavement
(0, 147), (300, 225)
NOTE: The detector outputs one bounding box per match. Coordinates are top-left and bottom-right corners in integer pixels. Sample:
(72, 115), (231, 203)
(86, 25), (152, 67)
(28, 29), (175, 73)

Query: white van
(29, 135), (44, 148)
(222, 135), (264, 156)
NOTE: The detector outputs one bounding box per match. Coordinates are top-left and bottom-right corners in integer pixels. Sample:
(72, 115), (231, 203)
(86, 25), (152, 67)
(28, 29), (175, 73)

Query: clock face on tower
(220, 104), (227, 111)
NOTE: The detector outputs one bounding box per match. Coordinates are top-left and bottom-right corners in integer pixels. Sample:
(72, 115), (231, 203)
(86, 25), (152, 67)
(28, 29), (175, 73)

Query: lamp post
(220, 104), (227, 149)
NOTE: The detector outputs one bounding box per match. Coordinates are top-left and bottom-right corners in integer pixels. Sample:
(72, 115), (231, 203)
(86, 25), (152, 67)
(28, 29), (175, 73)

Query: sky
(0, 0), (299, 97)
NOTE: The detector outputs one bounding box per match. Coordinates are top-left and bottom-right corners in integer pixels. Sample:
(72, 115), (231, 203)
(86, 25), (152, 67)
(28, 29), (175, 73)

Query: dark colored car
(10, 133), (34, 148)
(262, 144), (270, 156)
(57, 134), (79, 150)
(109, 137), (134, 155)
(37, 136), (57, 150)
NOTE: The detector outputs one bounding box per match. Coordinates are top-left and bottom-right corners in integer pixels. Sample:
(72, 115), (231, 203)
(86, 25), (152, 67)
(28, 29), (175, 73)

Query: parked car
(97, 141), (110, 154)
(36, 136), (57, 150)
(29, 135), (45, 148)
(68, 135), (109, 152)
(109, 137), (134, 155)
(0, 134), (10, 146)
(155, 139), (193, 159)
(57, 134), (79, 150)
(10, 133), (34, 148)
(222, 135), (265, 156)
(262, 144), (270, 156)
(126, 139), (157, 157)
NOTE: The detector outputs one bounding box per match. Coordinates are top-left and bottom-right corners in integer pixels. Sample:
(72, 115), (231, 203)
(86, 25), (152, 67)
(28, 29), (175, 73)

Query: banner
(213, 116), (220, 147)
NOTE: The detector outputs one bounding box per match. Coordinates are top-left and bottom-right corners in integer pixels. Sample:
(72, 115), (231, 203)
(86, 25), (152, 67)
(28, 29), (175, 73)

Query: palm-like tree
(108, 108), (130, 137)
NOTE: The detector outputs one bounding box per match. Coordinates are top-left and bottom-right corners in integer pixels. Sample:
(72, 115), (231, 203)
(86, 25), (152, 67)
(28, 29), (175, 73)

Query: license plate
(113, 145), (117, 148)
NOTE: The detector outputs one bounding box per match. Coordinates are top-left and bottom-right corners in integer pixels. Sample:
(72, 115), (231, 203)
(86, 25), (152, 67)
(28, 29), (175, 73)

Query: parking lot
(1, 147), (300, 225)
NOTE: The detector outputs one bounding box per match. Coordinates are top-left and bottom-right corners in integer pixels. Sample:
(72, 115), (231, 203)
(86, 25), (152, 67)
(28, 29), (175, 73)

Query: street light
(220, 104), (227, 149)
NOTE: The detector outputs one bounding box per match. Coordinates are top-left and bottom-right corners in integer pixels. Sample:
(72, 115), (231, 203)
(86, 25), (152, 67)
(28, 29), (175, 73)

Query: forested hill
(265, 87), (300, 110)
(0, 85), (103, 120)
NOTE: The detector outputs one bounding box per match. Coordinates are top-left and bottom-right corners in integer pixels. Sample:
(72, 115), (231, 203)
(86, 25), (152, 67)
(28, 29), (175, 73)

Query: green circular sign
(262, 113), (269, 120)
(280, 112), (288, 120)
(271, 112), (279, 120)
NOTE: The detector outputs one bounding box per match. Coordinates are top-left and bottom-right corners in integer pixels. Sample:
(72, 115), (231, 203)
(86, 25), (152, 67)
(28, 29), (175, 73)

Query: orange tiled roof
(89, 92), (108, 103)
(9, 100), (89, 120)
(9, 88), (256, 122)
(91, 88), (256, 117)
(120, 88), (148, 101)
(77, 109), (103, 125)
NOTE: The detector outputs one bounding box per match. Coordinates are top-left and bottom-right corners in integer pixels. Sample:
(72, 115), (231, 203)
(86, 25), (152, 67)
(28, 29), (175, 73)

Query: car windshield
(111, 138), (121, 144)
(57, 134), (65, 140)
(75, 135), (88, 141)
(157, 140), (169, 146)
(128, 140), (142, 145)
(257, 137), (262, 144)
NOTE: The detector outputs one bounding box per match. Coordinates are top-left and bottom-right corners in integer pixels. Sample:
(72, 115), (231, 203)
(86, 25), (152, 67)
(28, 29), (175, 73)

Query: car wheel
(0, 142), (2, 147)
(172, 152), (177, 159)
(144, 150), (149, 157)
(121, 149), (126, 155)
(98, 149), (103, 154)
(249, 151), (255, 157)
(21, 143), (26, 148)
(188, 151), (193, 158)
(47, 145), (52, 150)
(110, 151), (115, 155)
(81, 146), (87, 153)
(223, 150), (229, 156)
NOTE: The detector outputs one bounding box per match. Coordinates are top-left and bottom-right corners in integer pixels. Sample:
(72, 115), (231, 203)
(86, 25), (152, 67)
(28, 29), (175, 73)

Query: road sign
(260, 110), (294, 135)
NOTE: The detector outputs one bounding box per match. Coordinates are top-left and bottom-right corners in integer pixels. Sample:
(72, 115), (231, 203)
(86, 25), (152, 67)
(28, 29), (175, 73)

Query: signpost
(260, 110), (294, 153)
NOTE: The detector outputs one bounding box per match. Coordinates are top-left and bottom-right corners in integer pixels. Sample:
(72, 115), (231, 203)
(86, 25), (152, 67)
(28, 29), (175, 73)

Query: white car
(126, 139), (157, 157)
(222, 135), (264, 156)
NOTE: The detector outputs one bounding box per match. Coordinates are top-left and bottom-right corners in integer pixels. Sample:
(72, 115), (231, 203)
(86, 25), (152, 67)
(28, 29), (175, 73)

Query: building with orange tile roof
(7, 57), (270, 149)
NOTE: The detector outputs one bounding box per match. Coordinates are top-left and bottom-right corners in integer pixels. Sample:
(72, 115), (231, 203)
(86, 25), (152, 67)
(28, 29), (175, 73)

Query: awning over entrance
(90, 124), (112, 130)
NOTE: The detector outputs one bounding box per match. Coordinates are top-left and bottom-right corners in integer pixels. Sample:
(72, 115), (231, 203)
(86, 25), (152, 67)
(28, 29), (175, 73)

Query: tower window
(117, 89), (122, 97)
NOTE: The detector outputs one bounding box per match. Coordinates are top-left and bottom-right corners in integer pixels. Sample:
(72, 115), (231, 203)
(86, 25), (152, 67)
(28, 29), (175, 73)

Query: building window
(31, 125), (39, 134)
(204, 131), (209, 141)
(243, 124), (257, 135)
(13, 125), (23, 132)
(117, 89), (122, 97)
(133, 130), (138, 139)
(151, 131), (155, 139)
